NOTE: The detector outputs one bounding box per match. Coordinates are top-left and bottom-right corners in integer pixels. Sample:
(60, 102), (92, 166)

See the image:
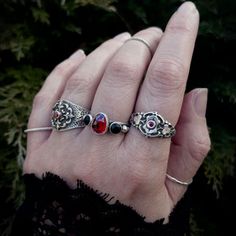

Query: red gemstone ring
(51, 100), (89, 131)
(83, 112), (130, 135)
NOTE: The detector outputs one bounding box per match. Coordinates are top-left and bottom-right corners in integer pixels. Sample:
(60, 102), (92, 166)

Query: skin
(24, 2), (211, 222)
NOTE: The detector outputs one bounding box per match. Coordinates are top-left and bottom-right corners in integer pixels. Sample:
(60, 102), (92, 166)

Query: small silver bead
(122, 125), (129, 133)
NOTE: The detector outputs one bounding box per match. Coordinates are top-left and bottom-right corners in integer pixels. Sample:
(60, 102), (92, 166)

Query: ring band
(126, 37), (152, 55)
(83, 112), (130, 135)
(51, 100), (89, 131)
(24, 127), (52, 133)
(130, 112), (175, 138)
(166, 174), (193, 186)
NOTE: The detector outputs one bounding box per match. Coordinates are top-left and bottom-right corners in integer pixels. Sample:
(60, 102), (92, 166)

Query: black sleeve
(11, 172), (191, 236)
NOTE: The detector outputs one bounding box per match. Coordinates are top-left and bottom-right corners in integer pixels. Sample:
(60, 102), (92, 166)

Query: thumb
(166, 88), (211, 204)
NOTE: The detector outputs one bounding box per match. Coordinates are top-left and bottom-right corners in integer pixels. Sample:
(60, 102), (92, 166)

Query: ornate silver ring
(130, 112), (176, 138)
(51, 100), (89, 131)
(83, 112), (130, 135)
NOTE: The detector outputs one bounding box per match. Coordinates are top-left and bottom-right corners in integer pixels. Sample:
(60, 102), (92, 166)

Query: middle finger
(91, 27), (163, 130)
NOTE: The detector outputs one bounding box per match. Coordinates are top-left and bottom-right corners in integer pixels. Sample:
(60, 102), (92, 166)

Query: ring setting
(130, 112), (175, 138)
(83, 112), (130, 135)
(51, 100), (89, 131)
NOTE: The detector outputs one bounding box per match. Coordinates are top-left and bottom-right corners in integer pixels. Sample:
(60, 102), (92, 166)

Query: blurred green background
(0, 0), (235, 235)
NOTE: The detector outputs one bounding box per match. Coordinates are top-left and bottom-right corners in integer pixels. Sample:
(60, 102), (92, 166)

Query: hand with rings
(24, 2), (210, 222)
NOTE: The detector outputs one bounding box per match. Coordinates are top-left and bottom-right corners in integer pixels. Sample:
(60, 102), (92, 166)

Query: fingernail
(193, 88), (208, 117)
(177, 1), (197, 13)
(113, 32), (131, 41)
(70, 49), (85, 59)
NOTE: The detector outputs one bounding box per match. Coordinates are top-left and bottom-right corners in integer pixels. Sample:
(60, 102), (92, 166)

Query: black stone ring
(83, 113), (130, 135)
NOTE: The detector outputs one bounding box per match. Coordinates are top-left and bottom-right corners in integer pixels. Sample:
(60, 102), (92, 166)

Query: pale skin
(24, 2), (211, 222)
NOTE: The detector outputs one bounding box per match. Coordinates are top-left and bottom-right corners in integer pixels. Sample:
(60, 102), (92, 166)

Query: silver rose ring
(130, 112), (176, 138)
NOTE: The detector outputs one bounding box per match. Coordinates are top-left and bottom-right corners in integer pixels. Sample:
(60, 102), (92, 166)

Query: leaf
(204, 125), (236, 197)
(64, 23), (82, 34)
(31, 7), (50, 25)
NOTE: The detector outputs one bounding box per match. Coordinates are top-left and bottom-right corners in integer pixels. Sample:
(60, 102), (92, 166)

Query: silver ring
(130, 112), (175, 138)
(166, 174), (193, 186)
(51, 100), (89, 131)
(24, 127), (52, 133)
(83, 112), (130, 135)
(126, 37), (152, 55)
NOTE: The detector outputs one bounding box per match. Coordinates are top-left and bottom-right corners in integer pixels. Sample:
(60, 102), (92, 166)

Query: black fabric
(11, 172), (191, 236)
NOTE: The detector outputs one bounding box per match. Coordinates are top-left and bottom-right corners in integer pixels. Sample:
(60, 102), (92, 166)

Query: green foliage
(189, 211), (204, 236)
(31, 7), (50, 25)
(204, 126), (236, 197)
(0, 67), (45, 151)
(0, 0), (235, 235)
(0, 66), (46, 235)
(0, 24), (35, 61)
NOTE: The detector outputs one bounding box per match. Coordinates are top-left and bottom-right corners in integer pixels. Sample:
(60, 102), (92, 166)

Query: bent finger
(27, 50), (86, 152)
(166, 89), (211, 204)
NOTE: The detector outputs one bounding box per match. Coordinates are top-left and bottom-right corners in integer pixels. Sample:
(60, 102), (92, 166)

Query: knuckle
(189, 135), (211, 162)
(134, 27), (163, 43)
(147, 58), (186, 93)
(167, 18), (195, 35)
(53, 60), (70, 76)
(108, 58), (139, 82)
(32, 91), (48, 108)
(101, 39), (123, 50)
(143, 27), (163, 41)
(148, 27), (163, 36)
(65, 72), (93, 94)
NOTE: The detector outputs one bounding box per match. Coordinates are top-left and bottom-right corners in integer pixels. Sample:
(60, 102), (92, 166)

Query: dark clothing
(11, 172), (191, 235)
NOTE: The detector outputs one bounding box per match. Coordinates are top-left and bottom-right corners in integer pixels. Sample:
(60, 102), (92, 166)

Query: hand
(24, 2), (210, 222)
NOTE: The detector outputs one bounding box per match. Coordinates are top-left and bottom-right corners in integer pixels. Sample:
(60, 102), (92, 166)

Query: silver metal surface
(24, 127), (52, 133)
(126, 37), (152, 55)
(130, 111), (176, 138)
(166, 174), (193, 186)
(51, 100), (89, 131)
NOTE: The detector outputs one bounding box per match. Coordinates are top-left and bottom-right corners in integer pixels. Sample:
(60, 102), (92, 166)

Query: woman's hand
(24, 2), (210, 222)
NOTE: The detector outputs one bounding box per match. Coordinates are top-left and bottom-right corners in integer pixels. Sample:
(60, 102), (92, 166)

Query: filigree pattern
(130, 112), (176, 138)
(51, 100), (89, 131)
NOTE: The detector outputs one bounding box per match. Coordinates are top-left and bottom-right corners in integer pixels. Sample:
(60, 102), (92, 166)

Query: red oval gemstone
(92, 113), (108, 134)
